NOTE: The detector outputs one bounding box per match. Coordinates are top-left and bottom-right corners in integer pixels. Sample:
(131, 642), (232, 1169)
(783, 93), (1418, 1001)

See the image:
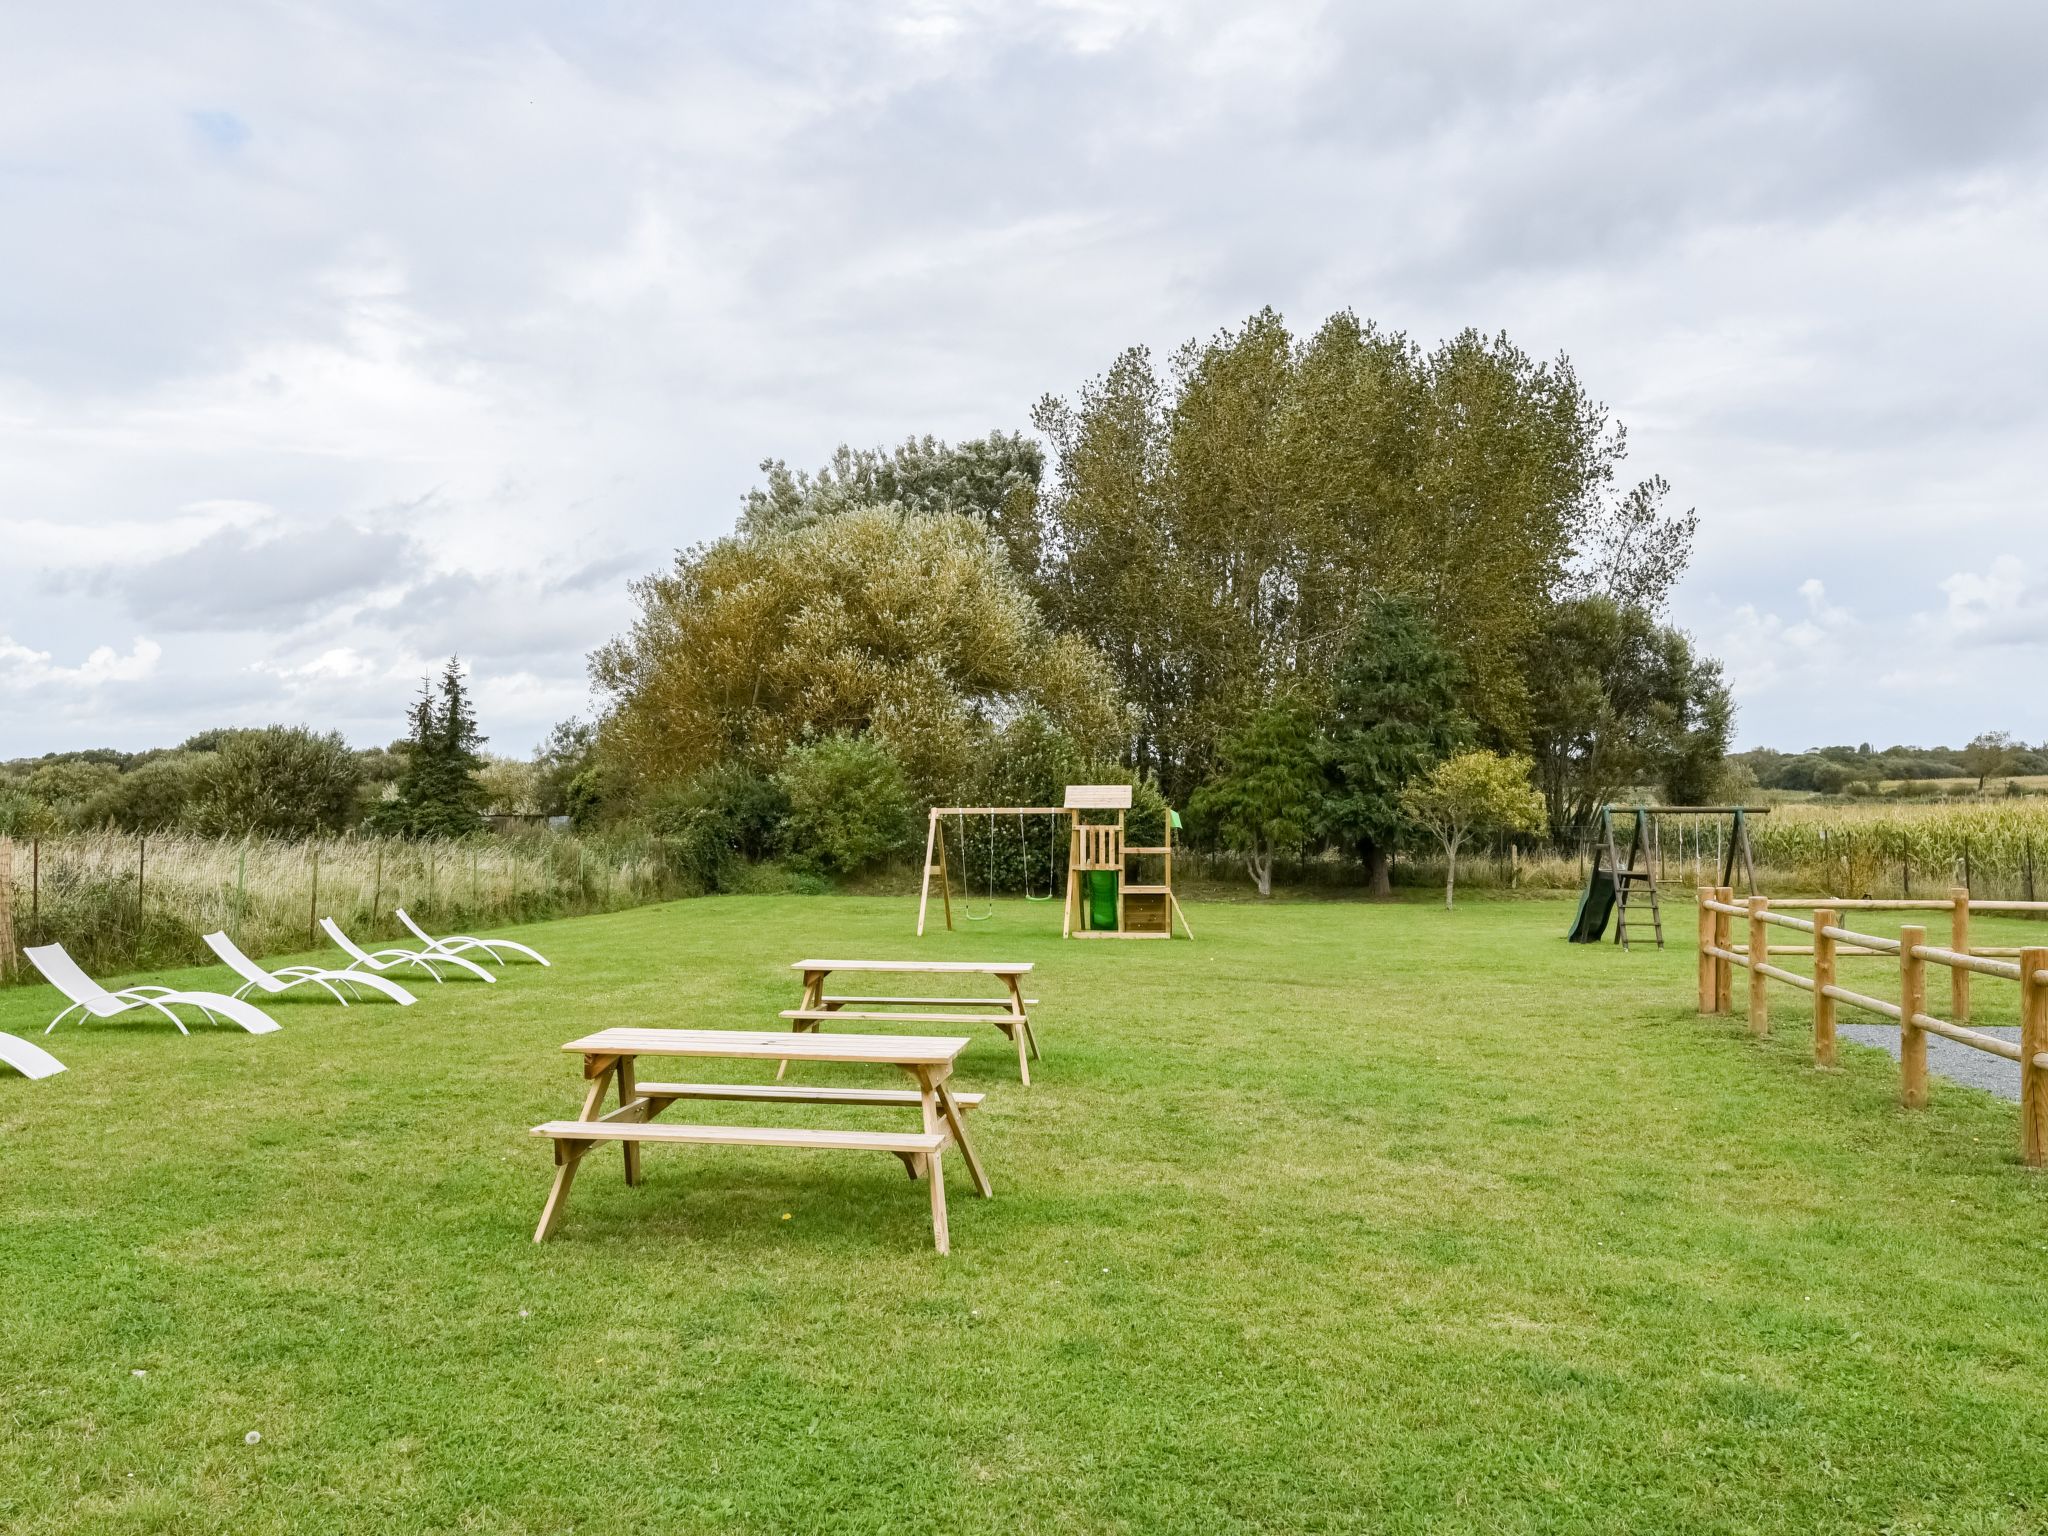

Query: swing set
(916, 785), (1193, 940)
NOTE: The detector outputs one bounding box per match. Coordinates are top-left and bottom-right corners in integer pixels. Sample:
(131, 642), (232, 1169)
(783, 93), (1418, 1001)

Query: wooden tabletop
(790, 959), (1033, 975)
(562, 1027), (971, 1066)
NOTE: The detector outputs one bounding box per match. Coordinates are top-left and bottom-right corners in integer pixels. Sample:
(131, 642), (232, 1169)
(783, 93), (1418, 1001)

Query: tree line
(0, 662), (553, 841)
(578, 308), (1733, 894)
(6, 307), (1736, 897)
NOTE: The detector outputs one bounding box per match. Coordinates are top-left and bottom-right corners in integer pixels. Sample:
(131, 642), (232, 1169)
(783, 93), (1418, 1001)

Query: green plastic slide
(1568, 869), (1615, 943)
(1085, 870), (1119, 930)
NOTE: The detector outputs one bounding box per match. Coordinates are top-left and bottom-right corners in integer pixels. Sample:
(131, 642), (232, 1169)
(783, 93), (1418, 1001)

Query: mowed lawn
(6, 894), (2048, 1535)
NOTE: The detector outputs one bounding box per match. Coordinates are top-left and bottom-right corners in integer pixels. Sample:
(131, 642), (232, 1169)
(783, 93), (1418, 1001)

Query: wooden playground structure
(917, 785), (1192, 940)
(1570, 805), (1765, 951)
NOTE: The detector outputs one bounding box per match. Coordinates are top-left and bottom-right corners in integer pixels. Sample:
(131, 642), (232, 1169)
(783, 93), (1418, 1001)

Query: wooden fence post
(0, 837), (15, 981)
(1813, 907), (1838, 1068)
(1715, 886), (1734, 1013)
(1899, 924), (1928, 1110)
(1747, 895), (1769, 1037)
(1696, 887), (1715, 1013)
(2020, 946), (2048, 1168)
(308, 843), (320, 947)
(1950, 887), (1971, 1023)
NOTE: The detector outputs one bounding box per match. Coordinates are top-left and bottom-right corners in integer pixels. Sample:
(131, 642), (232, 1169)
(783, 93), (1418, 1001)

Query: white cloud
(4, 1), (2048, 753)
(0, 635), (162, 692)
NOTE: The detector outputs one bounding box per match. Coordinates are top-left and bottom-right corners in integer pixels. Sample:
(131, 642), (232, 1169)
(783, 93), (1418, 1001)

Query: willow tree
(1029, 308), (1693, 800)
(591, 505), (1123, 803)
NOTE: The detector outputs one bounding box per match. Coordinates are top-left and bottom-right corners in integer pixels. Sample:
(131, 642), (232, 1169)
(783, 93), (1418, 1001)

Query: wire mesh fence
(0, 830), (682, 983)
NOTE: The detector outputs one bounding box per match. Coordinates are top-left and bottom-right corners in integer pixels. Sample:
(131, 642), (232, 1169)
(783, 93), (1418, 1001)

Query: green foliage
(532, 717), (596, 816)
(1960, 731), (2021, 789)
(1521, 596), (1732, 837)
(23, 760), (120, 825)
(1186, 697), (1328, 896)
(738, 432), (1045, 571)
(1029, 309), (1694, 798)
(1323, 596), (1474, 894)
(475, 757), (540, 816)
(1399, 751), (1546, 907)
(372, 661), (488, 839)
(97, 753), (202, 831)
(776, 732), (917, 877)
(645, 761), (791, 891)
(593, 505), (1124, 806)
(184, 728), (362, 838)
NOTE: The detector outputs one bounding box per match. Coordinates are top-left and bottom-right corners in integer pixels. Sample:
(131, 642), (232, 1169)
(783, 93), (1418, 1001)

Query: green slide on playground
(1568, 869), (1616, 943)
(1085, 870), (1119, 929)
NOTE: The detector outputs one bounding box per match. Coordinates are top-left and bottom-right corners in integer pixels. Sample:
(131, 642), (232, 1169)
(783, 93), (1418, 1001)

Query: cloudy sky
(4, 1), (2045, 759)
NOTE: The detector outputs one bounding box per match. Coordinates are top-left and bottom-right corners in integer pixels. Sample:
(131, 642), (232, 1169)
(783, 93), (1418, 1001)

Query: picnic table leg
(534, 1139), (591, 1242)
(617, 1054), (642, 1187)
(777, 970), (829, 1081)
(1002, 975), (1041, 1067)
(535, 1059), (616, 1242)
(935, 1078), (992, 1198)
(915, 1068), (951, 1254)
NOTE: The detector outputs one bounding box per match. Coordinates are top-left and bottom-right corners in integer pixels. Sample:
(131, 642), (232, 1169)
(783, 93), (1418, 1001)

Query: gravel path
(1837, 1024), (2022, 1101)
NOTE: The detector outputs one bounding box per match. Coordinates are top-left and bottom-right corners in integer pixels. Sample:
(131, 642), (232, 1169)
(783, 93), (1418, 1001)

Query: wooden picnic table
(784, 958), (1042, 1084)
(532, 1027), (990, 1254)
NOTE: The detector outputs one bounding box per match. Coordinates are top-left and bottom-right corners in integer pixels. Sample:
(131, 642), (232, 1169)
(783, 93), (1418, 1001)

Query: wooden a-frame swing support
(915, 786), (1193, 941)
(1570, 804), (1766, 952)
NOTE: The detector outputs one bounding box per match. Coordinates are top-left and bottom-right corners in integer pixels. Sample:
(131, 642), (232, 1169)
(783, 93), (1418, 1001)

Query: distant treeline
(1731, 736), (2047, 796)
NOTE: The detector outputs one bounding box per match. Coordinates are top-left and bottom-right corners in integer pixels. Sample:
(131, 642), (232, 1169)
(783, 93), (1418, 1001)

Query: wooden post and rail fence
(1697, 885), (2048, 1165)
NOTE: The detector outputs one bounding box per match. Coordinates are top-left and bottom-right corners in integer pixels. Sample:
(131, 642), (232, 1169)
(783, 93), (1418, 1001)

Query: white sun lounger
(396, 908), (550, 967)
(25, 943), (283, 1036)
(1, 1031), (66, 1079)
(319, 918), (496, 983)
(203, 931), (416, 1007)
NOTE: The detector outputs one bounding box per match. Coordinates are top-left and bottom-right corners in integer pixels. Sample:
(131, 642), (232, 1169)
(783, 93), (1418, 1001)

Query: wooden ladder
(1608, 808), (1665, 951)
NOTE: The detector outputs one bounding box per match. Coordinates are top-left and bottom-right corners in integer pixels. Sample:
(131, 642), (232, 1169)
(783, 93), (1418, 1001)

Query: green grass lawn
(6, 894), (2048, 1535)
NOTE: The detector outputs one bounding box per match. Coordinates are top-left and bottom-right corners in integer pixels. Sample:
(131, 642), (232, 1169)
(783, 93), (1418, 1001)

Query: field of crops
(1750, 800), (2048, 898)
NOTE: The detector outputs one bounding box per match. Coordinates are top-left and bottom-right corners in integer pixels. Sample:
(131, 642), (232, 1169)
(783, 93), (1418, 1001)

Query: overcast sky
(4, 1), (2045, 760)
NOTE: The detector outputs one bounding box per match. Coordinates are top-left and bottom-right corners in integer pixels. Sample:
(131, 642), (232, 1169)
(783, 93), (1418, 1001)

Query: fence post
(1950, 886), (1971, 1023)
(1714, 886), (1734, 1013)
(1899, 924), (1928, 1110)
(136, 836), (146, 962)
(0, 837), (15, 981)
(2020, 947), (2048, 1168)
(31, 837), (39, 924)
(1696, 887), (1715, 1013)
(1813, 907), (1838, 1068)
(1747, 895), (1769, 1037)
(309, 843), (320, 947)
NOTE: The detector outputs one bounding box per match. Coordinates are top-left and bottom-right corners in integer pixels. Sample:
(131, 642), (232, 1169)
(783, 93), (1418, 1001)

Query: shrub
(777, 734), (915, 877)
(186, 728), (362, 837)
(646, 761), (790, 890)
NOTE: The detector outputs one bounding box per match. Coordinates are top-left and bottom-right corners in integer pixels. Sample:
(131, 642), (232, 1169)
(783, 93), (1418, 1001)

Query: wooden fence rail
(1696, 885), (2048, 1166)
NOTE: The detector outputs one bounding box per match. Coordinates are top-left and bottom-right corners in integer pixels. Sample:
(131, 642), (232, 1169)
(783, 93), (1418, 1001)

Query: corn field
(1746, 802), (2048, 899)
(0, 830), (687, 984)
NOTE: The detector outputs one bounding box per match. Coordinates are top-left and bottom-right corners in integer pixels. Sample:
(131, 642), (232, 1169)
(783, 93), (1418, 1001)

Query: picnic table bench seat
(781, 1008), (1019, 1026)
(535, 1120), (949, 1157)
(820, 994), (1040, 1008)
(633, 1080), (985, 1110)
(788, 959), (1042, 1084)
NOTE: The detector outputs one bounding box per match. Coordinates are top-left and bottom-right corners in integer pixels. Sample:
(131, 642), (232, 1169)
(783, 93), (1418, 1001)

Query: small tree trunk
(1444, 837), (1459, 910)
(1250, 844), (1274, 899)
(1363, 841), (1392, 899)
